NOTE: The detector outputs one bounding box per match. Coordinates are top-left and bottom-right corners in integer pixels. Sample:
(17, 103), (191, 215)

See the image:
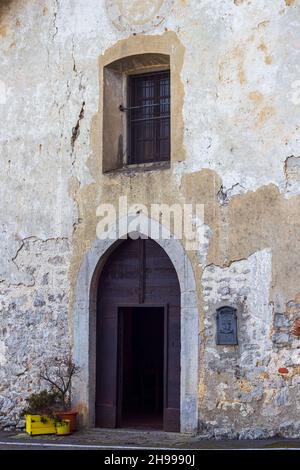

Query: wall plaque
(105, 0), (174, 33)
(216, 306), (238, 345)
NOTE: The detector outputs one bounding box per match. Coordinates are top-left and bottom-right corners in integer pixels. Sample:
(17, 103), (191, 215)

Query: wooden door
(95, 238), (180, 431)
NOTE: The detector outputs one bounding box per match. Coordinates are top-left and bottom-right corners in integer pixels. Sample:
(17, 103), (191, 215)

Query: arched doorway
(96, 238), (180, 432)
(73, 214), (199, 434)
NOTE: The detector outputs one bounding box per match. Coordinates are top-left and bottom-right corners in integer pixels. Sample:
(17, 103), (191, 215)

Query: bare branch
(39, 354), (80, 409)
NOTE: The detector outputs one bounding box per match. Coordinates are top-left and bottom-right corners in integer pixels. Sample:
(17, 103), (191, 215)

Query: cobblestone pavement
(1, 429), (300, 450)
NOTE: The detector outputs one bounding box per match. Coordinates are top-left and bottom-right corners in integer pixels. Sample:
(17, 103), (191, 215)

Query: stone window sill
(103, 161), (170, 175)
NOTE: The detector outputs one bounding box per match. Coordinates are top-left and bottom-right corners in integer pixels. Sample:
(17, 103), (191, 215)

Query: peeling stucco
(284, 155), (300, 196)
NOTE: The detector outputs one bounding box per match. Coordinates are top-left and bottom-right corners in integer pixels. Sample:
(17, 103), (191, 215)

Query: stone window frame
(102, 53), (171, 172)
(98, 33), (186, 174)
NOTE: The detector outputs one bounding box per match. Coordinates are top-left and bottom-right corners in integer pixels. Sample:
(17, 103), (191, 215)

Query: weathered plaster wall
(1, 0), (300, 435)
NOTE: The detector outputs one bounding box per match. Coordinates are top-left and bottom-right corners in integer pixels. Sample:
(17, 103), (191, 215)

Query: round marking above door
(105, 0), (174, 32)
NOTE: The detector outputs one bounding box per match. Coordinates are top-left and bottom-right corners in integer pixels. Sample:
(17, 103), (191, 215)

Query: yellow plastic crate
(26, 414), (56, 436)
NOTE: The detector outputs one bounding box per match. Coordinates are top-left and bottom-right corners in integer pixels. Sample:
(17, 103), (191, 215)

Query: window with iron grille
(127, 71), (170, 165)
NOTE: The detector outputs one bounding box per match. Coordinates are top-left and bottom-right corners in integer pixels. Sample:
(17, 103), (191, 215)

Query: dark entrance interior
(119, 307), (164, 430)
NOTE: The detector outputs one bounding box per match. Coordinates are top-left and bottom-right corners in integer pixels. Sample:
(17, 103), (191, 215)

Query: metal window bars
(122, 71), (170, 165)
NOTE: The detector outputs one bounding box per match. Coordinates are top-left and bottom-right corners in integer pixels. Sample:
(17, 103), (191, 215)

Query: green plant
(22, 390), (60, 419)
(39, 355), (80, 411)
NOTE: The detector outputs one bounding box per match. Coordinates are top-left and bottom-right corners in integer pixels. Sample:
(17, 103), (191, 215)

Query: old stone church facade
(1, 0), (300, 438)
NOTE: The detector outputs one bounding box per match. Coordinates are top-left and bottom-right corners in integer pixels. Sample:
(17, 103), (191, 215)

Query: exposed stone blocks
(0, 239), (71, 429)
(200, 249), (300, 438)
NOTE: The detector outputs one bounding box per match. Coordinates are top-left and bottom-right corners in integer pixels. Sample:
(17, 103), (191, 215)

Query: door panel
(95, 307), (118, 427)
(163, 305), (180, 432)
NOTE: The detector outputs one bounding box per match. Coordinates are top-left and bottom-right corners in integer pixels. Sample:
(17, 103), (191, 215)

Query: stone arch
(73, 214), (199, 433)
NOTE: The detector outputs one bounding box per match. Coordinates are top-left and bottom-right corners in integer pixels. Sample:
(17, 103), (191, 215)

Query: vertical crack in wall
(52, 0), (59, 40)
(71, 101), (85, 154)
(71, 35), (77, 73)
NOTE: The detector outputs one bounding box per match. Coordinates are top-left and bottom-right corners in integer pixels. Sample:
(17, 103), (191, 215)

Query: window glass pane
(128, 71), (170, 164)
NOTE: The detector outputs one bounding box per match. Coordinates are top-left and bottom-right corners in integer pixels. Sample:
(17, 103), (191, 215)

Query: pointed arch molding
(73, 214), (199, 433)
